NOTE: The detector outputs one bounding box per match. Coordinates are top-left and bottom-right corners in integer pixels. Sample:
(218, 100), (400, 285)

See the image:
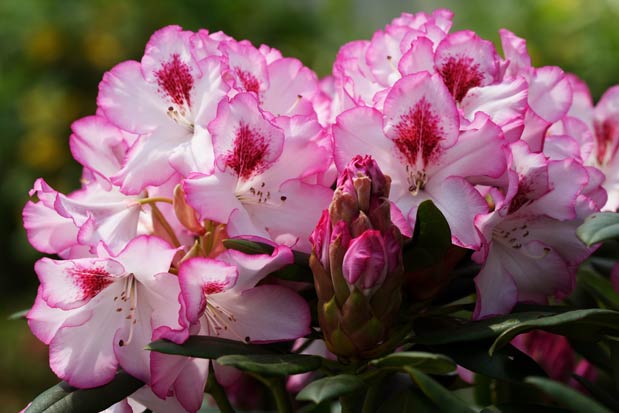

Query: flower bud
(173, 184), (205, 235)
(310, 155), (403, 359)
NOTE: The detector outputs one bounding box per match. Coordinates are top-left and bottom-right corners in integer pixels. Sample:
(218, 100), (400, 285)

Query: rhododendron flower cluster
(20, 8), (619, 413)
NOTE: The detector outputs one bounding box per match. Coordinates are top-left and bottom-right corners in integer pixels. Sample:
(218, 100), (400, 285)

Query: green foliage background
(1, 0), (619, 410)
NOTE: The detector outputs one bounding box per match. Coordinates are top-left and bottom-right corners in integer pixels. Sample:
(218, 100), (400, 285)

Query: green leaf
(376, 387), (436, 413)
(146, 335), (274, 359)
(571, 374), (619, 412)
(413, 311), (553, 345)
(296, 374), (363, 404)
(578, 269), (619, 311)
(25, 371), (142, 413)
(434, 341), (546, 382)
(490, 309), (619, 354)
(481, 404), (570, 413)
(216, 353), (322, 377)
(609, 337), (619, 392)
(223, 238), (310, 267)
(369, 351), (456, 374)
(577, 212), (619, 246)
(405, 367), (476, 413)
(568, 338), (612, 375)
(405, 200), (451, 269)
(525, 376), (613, 413)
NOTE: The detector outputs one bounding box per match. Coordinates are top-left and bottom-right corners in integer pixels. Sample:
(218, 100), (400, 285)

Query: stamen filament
(150, 203), (182, 248)
(138, 197), (173, 205)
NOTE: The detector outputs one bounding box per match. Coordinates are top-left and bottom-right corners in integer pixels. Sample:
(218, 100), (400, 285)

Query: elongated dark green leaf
(377, 387), (436, 413)
(405, 200), (451, 270)
(413, 311), (553, 345)
(571, 374), (619, 412)
(434, 341), (546, 382)
(578, 269), (619, 311)
(223, 238), (310, 267)
(216, 353), (322, 376)
(296, 374), (363, 403)
(405, 367), (475, 413)
(577, 212), (619, 246)
(146, 336), (274, 358)
(568, 338), (612, 375)
(26, 371), (142, 413)
(369, 351), (456, 374)
(491, 309), (619, 354)
(481, 404), (570, 413)
(270, 264), (314, 283)
(609, 337), (619, 392)
(525, 377), (612, 413)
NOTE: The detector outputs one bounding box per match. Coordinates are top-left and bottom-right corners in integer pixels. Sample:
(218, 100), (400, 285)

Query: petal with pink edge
(426, 175), (488, 249)
(473, 245), (518, 319)
(528, 66), (572, 123)
(182, 171), (244, 224)
(429, 113), (507, 186)
(398, 37), (436, 77)
(383, 73), (460, 169)
(48, 300), (124, 388)
(27, 290), (82, 345)
(333, 106), (396, 172)
(70, 115), (127, 186)
(35, 257), (125, 310)
(178, 258), (238, 323)
(499, 29), (531, 78)
(220, 40), (269, 96)
(460, 77), (528, 131)
(435, 30), (500, 102)
(213, 285), (310, 343)
(98, 61), (168, 134)
(209, 93), (285, 180)
(241, 180), (334, 253)
(113, 235), (178, 284)
(262, 58), (319, 117)
(111, 123), (189, 195)
(218, 244), (294, 291)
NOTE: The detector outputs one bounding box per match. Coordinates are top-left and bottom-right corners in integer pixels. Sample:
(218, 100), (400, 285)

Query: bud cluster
(310, 155), (403, 358)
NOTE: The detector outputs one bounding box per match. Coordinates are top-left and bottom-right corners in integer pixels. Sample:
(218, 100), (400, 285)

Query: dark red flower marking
(393, 98), (443, 167)
(203, 281), (227, 295)
(155, 54), (194, 108)
(234, 68), (260, 95)
(69, 266), (113, 299)
(594, 118), (619, 164)
(438, 55), (483, 102)
(225, 122), (270, 180)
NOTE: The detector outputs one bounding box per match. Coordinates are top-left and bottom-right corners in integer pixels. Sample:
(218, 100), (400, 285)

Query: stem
(361, 380), (383, 413)
(150, 203), (181, 248)
(258, 377), (293, 413)
(205, 362), (235, 413)
(138, 196), (173, 205)
(340, 394), (356, 413)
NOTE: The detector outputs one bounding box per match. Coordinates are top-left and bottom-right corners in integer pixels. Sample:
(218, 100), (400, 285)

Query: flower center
(225, 122), (270, 180)
(438, 55), (483, 102)
(393, 97), (443, 172)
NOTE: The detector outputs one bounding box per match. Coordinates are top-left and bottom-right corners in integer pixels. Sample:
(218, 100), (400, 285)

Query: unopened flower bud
(310, 155), (403, 359)
(173, 184), (205, 235)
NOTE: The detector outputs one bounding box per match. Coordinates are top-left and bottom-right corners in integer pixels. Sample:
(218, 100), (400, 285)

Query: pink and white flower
(333, 72), (508, 248)
(473, 142), (603, 318)
(183, 92), (333, 252)
(150, 246), (309, 412)
(27, 236), (181, 388)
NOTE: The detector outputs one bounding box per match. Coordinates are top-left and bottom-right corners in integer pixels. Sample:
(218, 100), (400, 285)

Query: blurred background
(2, 0), (619, 409)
